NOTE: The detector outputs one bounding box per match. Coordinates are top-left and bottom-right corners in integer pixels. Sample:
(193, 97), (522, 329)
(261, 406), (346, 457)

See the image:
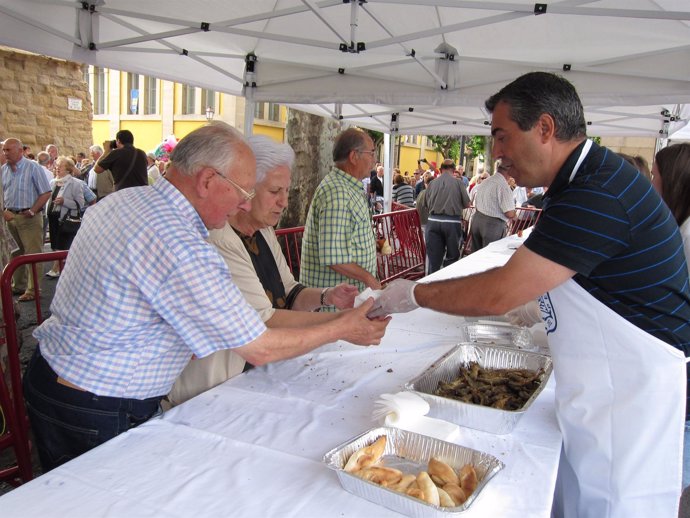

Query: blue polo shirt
(525, 141), (690, 418)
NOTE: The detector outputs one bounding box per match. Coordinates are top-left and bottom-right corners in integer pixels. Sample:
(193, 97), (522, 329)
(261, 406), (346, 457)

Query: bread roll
(343, 436), (387, 473)
(437, 487), (456, 508)
(389, 473), (416, 493)
(443, 483), (468, 506)
(416, 471), (440, 506)
(459, 464), (478, 494)
(357, 466), (403, 486)
(428, 457), (459, 486)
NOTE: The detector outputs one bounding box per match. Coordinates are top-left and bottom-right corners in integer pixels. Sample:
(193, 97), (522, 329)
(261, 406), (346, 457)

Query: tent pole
(383, 113), (398, 213)
(244, 100), (254, 136)
(383, 133), (391, 213)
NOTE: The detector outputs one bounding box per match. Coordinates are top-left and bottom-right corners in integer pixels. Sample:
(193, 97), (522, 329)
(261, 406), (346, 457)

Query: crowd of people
(1, 70), (689, 517)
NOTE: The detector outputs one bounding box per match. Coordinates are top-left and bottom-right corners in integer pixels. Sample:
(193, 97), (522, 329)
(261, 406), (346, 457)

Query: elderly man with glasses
(23, 122), (389, 473)
(300, 128), (381, 304)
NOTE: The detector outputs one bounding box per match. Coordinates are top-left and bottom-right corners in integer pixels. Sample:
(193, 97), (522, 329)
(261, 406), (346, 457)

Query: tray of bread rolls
(323, 427), (503, 516)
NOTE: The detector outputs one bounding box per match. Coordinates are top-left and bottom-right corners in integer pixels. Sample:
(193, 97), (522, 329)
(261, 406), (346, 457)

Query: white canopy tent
(0, 0), (689, 138)
(1, 0), (690, 208)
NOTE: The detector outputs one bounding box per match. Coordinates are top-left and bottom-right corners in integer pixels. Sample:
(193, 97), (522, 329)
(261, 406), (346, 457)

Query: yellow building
(398, 135), (445, 175)
(87, 66), (449, 171)
(86, 66), (287, 151)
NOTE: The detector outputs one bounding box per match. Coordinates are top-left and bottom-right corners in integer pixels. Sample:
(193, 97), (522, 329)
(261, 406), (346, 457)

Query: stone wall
(0, 47), (92, 156)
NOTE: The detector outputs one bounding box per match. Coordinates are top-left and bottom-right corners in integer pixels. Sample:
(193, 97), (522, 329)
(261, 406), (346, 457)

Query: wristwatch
(27, 209), (35, 217)
(320, 287), (330, 306)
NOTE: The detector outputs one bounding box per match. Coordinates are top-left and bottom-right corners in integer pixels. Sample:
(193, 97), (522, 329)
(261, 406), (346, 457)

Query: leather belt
(6, 208), (30, 213)
(57, 376), (87, 391)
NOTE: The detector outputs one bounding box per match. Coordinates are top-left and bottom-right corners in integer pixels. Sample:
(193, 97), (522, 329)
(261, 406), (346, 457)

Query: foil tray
(461, 323), (536, 352)
(323, 426), (504, 517)
(405, 344), (553, 435)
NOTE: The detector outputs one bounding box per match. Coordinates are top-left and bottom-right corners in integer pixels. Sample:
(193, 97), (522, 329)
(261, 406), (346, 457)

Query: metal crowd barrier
(0, 250), (68, 485)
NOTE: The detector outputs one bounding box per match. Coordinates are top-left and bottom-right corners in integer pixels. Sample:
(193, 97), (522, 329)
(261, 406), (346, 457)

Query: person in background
(651, 142), (690, 277)
(414, 171), (434, 234)
(413, 166), (425, 199)
(23, 122), (389, 473)
(44, 156), (88, 278)
(652, 143), (690, 495)
(88, 142), (115, 200)
(301, 128), (381, 296)
(168, 135), (362, 406)
(146, 152), (160, 185)
(45, 144), (59, 173)
(370, 165), (384, 213)
(391, 173), (414, 207)
(369, 71), (690, 517)
(2, 138), (52, 302)
(94, 130), (148, 191)
(471, 163), (515, 252)
(423, 159), (470, 274)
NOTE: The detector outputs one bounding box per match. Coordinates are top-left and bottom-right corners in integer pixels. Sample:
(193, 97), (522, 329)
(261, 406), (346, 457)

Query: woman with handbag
(45, 156), (87, 278)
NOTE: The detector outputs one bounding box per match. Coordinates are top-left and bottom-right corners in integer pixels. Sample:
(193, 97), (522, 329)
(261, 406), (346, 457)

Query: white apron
(543, 139), (686, 518)
(542, 281), (686, 517)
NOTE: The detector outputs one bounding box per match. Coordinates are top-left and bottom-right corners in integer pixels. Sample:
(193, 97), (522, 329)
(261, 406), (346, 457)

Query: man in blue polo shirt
(370, 72), (690, 517)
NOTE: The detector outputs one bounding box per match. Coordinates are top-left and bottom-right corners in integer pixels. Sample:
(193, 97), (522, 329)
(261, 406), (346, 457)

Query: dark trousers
(425, 216), (463, 274)
(23, 347), (163, 472)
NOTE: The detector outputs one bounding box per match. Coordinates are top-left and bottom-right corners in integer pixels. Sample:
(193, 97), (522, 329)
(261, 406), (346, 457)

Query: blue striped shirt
(2, 157), (51, 209)
(525, 141), (690, 418)
(527, 141), (690, 348)
(34, 178), (267, 399)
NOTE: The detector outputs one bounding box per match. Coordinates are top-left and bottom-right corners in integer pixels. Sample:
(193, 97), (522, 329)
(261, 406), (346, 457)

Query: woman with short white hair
(168, 135), (359, 405)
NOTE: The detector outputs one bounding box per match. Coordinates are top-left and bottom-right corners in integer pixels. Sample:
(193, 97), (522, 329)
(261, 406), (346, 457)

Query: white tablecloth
(0, 230), (562, 518)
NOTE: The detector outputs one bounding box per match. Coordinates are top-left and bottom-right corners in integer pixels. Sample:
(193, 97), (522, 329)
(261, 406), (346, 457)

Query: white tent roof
(1, 0), (689, 136)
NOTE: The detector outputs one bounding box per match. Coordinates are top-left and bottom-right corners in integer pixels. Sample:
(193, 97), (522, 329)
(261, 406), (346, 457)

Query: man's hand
(337, 298), (390, 346)
(3, 210), (14, 222)
(366, 279), (419, 319)
(328, 283), (359, 310)
(505, 300), (542, 327)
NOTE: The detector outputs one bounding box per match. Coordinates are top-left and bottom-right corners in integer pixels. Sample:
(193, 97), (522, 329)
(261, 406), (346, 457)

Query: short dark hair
(654, 142), (690, 225)
(485, 72), (586, 141)
(333, 128), (368, 164)
(116, 129), (134, 145)
(441, 160), (455, 170)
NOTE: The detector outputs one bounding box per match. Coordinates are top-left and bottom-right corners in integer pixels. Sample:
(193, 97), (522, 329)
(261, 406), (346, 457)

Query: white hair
(90, 144), (104, 154)
(247, 135), (295, 184)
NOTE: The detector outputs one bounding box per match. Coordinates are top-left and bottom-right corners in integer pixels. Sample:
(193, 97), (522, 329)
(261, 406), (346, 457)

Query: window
(144, 76), (158, 115)
(201, 88), (216, 113)
(254, 102), (280, 122)
(127, 73), (140, 114)
(181, 84), (196, 115)
(92, 67), (106, 115)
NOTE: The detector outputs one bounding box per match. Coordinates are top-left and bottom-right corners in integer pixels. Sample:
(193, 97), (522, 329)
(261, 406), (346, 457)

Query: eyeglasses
(212, 170), (256, 201)
(357, 149), (376, 156)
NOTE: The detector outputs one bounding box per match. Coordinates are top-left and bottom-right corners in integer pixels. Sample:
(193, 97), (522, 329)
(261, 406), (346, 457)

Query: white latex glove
(367, 279), (419, 319)
(505, 300), (542, 327)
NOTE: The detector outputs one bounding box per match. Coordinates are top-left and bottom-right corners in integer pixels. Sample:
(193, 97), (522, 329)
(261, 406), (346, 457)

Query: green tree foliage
(426, 135), (460, 160)
(465, 136), (485, 159)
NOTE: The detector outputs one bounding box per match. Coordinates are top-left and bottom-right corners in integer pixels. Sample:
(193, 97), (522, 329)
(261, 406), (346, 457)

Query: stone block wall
(0, 47), (92, 157)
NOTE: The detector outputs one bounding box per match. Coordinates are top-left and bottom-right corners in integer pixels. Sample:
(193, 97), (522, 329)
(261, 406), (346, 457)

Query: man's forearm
(31, 192), (52, 213)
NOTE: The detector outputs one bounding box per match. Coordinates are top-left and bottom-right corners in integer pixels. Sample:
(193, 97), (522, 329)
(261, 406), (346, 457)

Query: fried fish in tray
(405, 344), (553, 434)
(435, 361), (545, 410)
